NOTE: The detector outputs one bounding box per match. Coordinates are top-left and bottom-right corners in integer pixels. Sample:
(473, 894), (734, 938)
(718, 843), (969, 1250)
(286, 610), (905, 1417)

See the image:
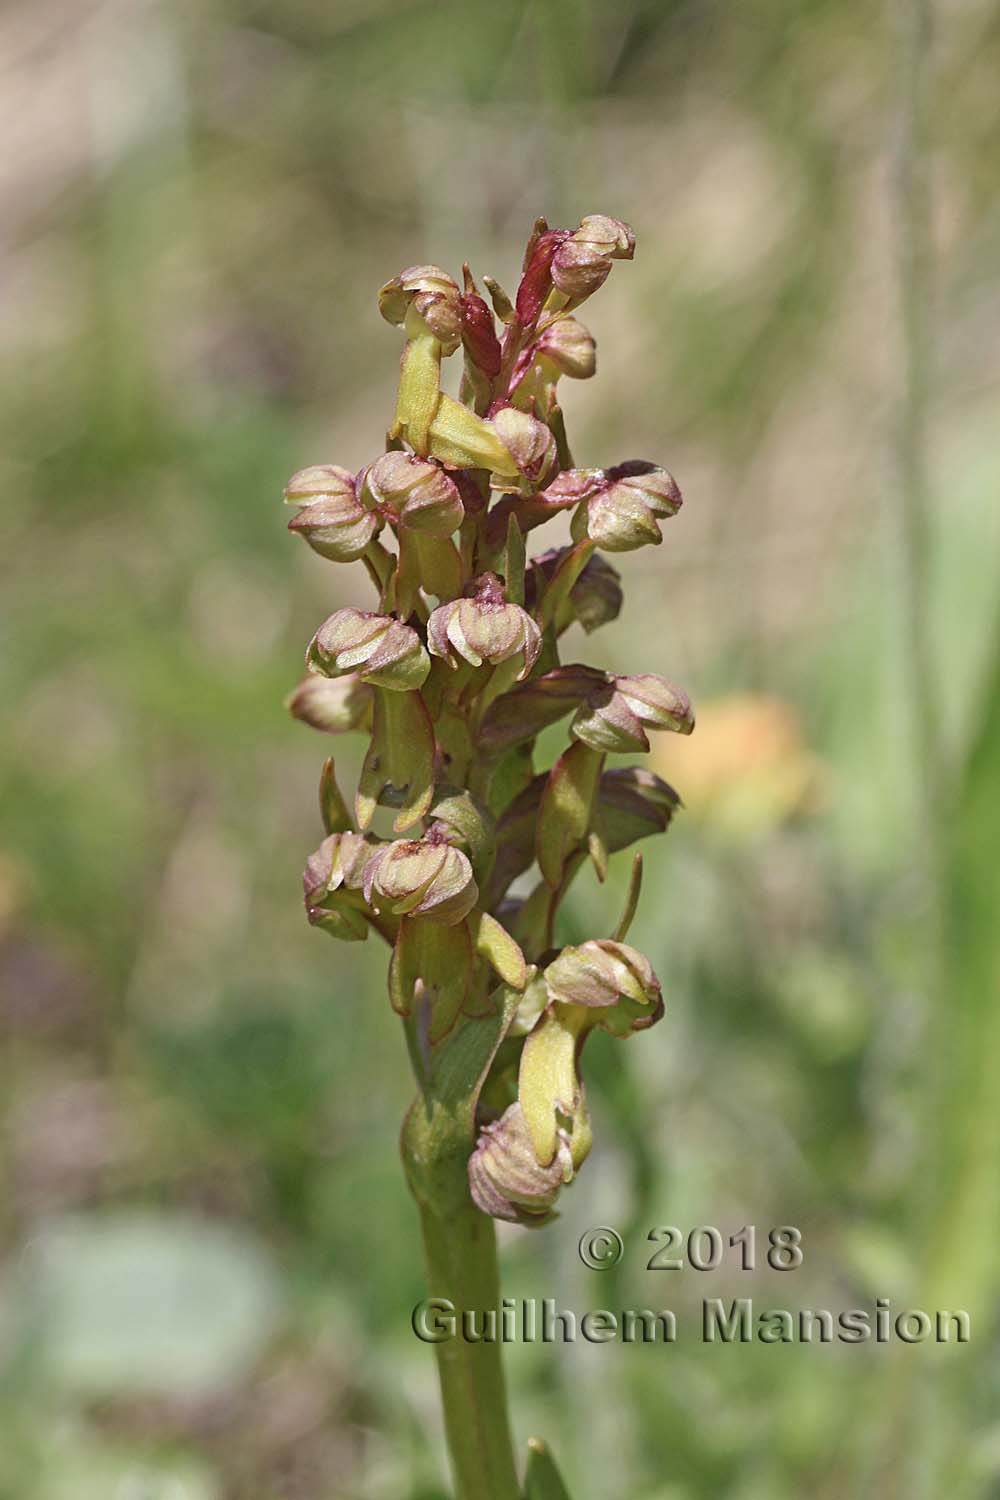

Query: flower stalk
(285, 214), (692, 1498)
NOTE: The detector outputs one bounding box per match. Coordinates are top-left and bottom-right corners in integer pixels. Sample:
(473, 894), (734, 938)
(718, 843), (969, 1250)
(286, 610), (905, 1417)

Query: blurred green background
(2, 0), (999, 1496)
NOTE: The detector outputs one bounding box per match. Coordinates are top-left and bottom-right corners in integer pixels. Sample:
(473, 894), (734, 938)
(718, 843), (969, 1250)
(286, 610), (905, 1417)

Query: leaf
(4, 1213), (282, 1399)
(923, 614), (1000, 1321)
(524, 1437), (574, 1500)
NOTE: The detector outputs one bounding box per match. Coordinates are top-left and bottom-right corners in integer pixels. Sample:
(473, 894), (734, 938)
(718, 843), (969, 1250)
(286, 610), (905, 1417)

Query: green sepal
(356, 688), (435, 833)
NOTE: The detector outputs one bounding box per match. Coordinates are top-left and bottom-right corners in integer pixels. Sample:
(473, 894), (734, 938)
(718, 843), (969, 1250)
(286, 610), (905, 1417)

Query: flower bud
(584, 462), (682, 552)
(517, 942), (660, 1166)
(615, 674), (694, 735)
(427, 573), (542, 680)
(550, 215), (635, 300)
(286, 673), (373, 734)
(468, 1101), (577, 1225)
(288, 490), (380, 562)
(308, 609), (430, 693)
(361, 452), (463, 536)
(490, 407), (558, 491)
(570, 678), (649, 754)
(533, 317), (596, 380)
(544, 939), (661, 1021)
(303, 831), (375, 941)
(378, 264), (463, 352)
(284, 464), (357, 507)
(571, 673), (694, 752)
(362, 836), (478, 924)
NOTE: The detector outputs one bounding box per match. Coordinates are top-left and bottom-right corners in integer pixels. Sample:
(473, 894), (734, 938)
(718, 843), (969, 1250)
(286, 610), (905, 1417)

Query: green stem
(401, 992), (524, 1499)
(417, 1198), (521, 1500)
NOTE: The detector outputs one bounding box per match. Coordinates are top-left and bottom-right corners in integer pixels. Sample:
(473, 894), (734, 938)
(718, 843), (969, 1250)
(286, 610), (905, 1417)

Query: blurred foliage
(1, 0), (999, 1496)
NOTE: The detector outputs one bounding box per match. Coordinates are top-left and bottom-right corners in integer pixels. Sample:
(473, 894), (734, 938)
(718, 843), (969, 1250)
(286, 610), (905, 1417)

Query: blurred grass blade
(924, 615), (1000, 1319)
(523, 1437), (573, 1500)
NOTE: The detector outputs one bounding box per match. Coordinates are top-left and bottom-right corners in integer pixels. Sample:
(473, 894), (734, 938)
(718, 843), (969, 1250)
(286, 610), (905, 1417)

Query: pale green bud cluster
(285, 214), (693, 1224)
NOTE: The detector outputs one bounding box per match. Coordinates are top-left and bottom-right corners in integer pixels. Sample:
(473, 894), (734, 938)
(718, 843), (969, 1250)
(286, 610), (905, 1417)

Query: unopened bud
(362, 452), (464, 536)
(615, 674), (694, 735)
(533, 317), (596, 380)
(362, 836), (478, 924)
(572, 673), (693, 752)
(283, 464), (356, 508)
(378, 264), (463, 352)
(286, 673), (373, 734)
(585, 462), (682, 552)
(490, 407), (558, 491)
(516, 940), (662, 1163)
(570, 678), (649, 753)
(551, 215), (635, 300)
(288, 491), (380, 562)
(544, 938), (661, 1020)
(303, 831), (375, 941)
(308, 609), (430, 693)
(427, 573), (542, 680)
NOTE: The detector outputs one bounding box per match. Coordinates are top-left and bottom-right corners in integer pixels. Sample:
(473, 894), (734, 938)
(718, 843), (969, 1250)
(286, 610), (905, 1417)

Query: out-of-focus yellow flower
(651, 693), (826, 836)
